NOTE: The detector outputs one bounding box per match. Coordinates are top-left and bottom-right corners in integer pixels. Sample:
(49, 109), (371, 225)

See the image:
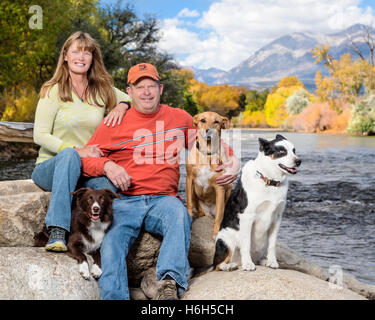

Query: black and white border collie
(67, 188), (120, 280)
(213, 134), (301, 272)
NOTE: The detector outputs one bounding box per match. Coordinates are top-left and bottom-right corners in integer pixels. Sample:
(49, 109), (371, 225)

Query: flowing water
(1, 130), (375, 285)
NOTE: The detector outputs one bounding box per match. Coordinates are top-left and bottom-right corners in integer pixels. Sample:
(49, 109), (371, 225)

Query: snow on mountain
(187, 24), (373, 90)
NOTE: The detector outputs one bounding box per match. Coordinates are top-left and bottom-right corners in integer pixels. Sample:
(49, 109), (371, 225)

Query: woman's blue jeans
(98, 194), (192, 300)
(31, 148), (81, 232)
(31, 148), (116, 231)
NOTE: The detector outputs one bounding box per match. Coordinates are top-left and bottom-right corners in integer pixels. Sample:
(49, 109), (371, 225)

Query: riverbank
(0, 141), (38, 160)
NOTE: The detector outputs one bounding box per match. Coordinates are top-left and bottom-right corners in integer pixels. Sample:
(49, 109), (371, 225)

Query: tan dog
(186, 112), (233, 238)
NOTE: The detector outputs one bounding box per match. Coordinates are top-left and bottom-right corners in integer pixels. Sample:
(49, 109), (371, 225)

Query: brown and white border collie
(67, 188), (120, 280)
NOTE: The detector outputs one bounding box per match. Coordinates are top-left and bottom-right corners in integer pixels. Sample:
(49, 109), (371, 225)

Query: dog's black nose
(93, 206), (100, 213)
(295, 158), (301, 167)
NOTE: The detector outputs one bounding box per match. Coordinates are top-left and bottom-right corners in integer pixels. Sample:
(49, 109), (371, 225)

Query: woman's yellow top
(33, 84), (130, 164)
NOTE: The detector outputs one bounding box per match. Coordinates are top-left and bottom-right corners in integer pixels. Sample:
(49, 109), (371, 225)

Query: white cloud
(177, 8), (200, 18)
(157, 0), (375, 71)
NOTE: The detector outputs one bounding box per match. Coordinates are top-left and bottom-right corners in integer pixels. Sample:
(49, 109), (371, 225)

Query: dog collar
(256, 171), (281, 187)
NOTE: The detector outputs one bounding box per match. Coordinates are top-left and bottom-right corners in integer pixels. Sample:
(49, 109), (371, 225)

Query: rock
(0, 247), (100, 300)
(0, 141), (38, 160)
(341, 271), (375, 300)
(140, 267), (158, 299)
(276, 242), (330, 280)
(127, 232), (162, 287)
(0, 179), (162, 286)
(181, 267), (366, 300)
(129, 287), (149, 300)
(1, 179), (374, 300)
(0, 180), (50, 246)
(188, 215), (215, 267)
(187, 215), (375, 300)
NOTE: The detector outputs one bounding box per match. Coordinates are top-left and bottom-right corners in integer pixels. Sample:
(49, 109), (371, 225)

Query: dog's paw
(91, 264), (102, 279)
(219, 262), (238, 272)
(266, 260), (279, 269)
(79, 261), (90, 280)
(260, 258), (279, 269)
(242, 260), (256, 271)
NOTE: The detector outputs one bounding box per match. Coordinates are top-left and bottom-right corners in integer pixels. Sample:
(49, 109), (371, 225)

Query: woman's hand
(74, 144), (104, 158)
(103, 102), (130, 127)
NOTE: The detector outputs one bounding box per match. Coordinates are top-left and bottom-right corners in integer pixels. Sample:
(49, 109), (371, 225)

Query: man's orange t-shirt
(81, 104), (233, 197)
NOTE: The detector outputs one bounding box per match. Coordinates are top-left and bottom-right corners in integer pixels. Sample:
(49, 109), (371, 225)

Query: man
(81, 63), (239, 300)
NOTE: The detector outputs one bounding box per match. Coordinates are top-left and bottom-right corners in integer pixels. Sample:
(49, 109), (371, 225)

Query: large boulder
(0, 247), (100, 300)
(0, 247), (155, 300)
(181, 267), (366, 300)
(188, 216), (215, 267)
(187, 213), (375, 300)
(127, 232), (161, 287)
(0, 180), (50, 246)
(0, 179), (162, 291)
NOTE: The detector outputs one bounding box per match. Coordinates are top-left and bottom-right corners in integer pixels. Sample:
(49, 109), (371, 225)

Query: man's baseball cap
(127, 63), (160, 84)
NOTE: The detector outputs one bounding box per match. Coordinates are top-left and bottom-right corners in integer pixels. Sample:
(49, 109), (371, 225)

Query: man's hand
(74, 144), (104, 158)
(215, 156), (240, 185)
(104, 161), (132, 191)
(103, 102), (130, 127)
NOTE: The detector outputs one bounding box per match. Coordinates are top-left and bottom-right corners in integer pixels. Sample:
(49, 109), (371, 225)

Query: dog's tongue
(92, 214), (100, 221)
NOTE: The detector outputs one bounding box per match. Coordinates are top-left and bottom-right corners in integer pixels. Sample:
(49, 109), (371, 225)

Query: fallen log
(0, 121), (34, 143)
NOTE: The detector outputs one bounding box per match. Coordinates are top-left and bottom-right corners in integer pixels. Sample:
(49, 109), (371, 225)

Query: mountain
(186, 24), (374, 91)
(188, 66), (227, 85)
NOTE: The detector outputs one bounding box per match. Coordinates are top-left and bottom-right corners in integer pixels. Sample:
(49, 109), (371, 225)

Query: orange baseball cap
(127, 63), (160, 84)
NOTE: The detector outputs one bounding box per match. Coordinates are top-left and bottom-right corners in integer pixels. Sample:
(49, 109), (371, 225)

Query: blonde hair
(40, 31), (116, 109)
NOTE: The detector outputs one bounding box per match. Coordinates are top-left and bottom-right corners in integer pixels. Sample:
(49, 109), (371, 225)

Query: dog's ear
(276, 134), (286, 141)
(102, 189), (121, 199)
(258, 138), (269, 152)
(221, 117), (230, 129)
(70, 188), (91, 198)
(193, 114), (200, 128)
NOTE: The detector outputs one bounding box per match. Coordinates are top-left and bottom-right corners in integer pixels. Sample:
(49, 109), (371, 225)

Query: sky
(100, 0), (375, 71)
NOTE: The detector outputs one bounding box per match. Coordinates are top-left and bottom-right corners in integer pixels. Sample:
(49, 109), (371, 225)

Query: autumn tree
(188, 80), (243, 116)
(0, 1), (190, 120)
(264, 77), (305, 127)
(345, 24), (375, 67)
(313, 44), (375, 103)
(245, 89), (269, 112)
(347, 94), (375, 134)
(285, 88), (311, 115)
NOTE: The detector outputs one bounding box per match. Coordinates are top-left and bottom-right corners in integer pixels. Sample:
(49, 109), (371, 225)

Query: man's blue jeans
(31, 148), (117, 231)
(98, 194), (192, 300)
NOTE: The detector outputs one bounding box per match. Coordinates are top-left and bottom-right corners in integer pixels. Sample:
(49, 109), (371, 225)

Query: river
(1, 129), (374, 285)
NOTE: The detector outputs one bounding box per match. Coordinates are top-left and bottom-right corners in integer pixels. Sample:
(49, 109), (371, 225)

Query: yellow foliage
(1, 89), (39, 122)
(264, 85), (302, 127)
(277, 76), (304, 89)
(314, 46), (375, 102)
(241, 110), (268, 127)
(188, 79), (242, 115)
(315, 71), (335, 102)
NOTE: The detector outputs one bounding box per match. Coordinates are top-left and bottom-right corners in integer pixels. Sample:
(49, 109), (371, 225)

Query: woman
(32, 31), (130, 252)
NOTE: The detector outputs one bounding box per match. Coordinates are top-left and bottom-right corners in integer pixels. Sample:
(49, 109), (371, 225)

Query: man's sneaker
(45, 227), (67, 252)
(156, 279), (178, 300)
